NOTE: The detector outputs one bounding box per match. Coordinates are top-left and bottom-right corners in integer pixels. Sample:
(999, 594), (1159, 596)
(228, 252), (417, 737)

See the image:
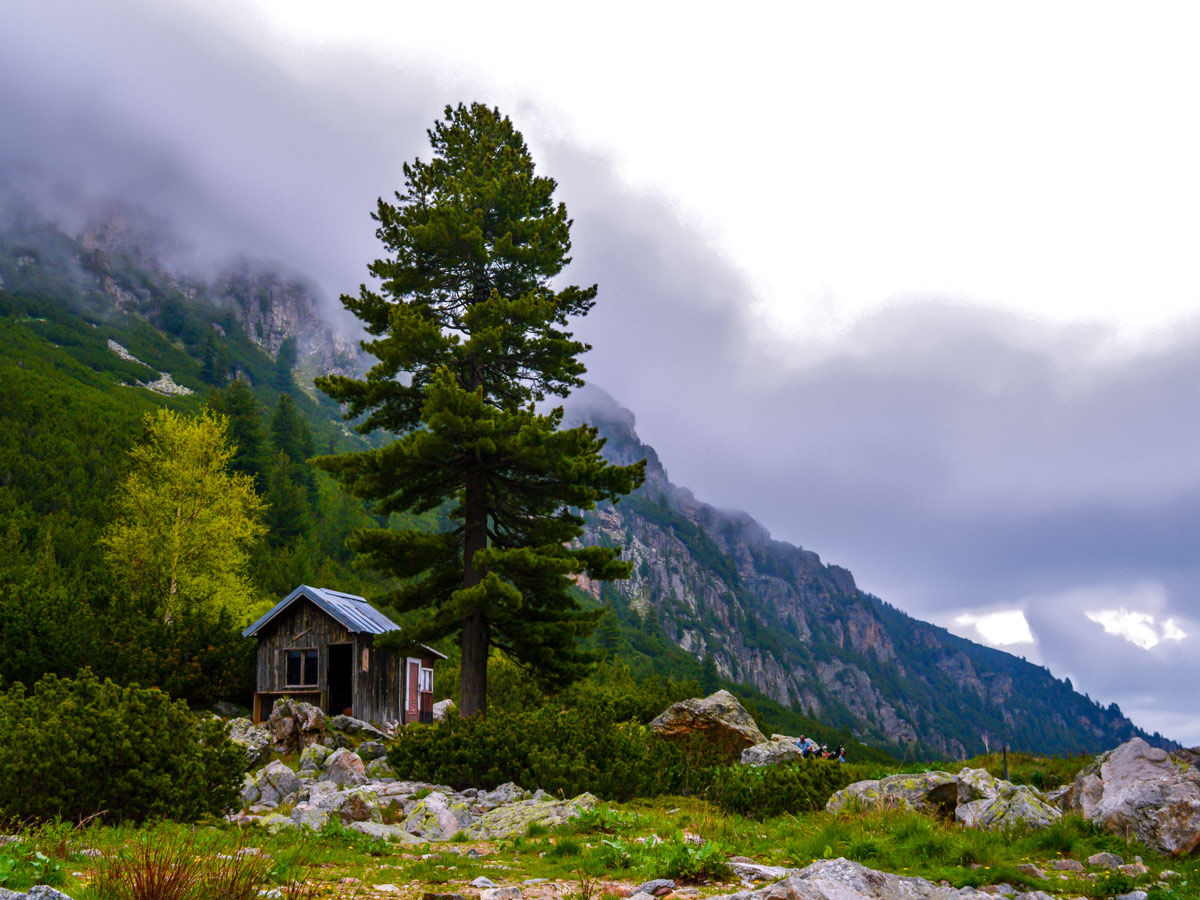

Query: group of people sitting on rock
(796, 734), (846, 762)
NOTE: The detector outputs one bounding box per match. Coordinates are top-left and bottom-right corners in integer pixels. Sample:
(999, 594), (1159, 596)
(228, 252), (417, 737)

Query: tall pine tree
(316, 103), (644, 717)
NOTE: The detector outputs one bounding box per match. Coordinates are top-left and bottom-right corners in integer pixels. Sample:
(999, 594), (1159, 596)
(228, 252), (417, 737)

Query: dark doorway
(328, 644), (353, 716)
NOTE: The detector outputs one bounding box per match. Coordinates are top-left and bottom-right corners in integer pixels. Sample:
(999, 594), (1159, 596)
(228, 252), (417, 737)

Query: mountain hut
(242, 584), (446, 727)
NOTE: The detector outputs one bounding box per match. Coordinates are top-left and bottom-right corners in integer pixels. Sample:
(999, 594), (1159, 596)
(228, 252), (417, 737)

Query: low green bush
(706, 758), (855, 818)
(0, 670), (246, 823)
(386, 699), (723, 800)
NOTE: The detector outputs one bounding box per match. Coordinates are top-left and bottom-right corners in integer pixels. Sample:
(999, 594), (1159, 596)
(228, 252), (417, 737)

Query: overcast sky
(3, 0), (1198, 745)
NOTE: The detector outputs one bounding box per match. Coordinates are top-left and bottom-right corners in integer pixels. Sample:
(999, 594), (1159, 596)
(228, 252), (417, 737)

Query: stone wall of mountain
(565, 386), (1159, 759)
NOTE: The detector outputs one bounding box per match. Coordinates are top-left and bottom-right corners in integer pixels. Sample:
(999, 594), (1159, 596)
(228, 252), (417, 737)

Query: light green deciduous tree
(103, 407), (267, 624)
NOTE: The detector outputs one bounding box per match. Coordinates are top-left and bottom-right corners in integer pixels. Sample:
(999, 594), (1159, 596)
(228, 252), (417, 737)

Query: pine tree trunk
(460, 468), (489, 718)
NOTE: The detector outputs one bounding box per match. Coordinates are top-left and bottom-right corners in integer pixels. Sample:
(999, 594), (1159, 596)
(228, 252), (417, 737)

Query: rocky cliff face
(566, 386), (1158, 759)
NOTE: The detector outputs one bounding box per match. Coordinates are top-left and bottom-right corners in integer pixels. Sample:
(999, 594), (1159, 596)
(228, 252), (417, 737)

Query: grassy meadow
(2, 752), (1196, 900)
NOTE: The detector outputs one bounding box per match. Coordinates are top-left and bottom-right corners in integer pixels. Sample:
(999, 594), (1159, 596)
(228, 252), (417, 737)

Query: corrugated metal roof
(242, 584), (401, 637)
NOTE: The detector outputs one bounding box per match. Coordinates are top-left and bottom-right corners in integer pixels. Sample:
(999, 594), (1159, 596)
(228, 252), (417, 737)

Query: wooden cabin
(242, 585), (446, 726)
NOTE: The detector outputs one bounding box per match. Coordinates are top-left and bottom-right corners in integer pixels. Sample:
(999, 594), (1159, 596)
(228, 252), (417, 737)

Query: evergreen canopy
(316, 103), (644, 717)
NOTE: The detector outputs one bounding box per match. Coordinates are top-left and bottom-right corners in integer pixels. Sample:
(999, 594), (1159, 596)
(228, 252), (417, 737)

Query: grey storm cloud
(3, 1), (1198, 742)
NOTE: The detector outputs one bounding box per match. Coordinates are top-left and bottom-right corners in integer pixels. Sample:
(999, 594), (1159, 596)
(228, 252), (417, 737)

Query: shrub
(386, 698), (723, 800)
(0, 670), (246, 823)
(706, 758), (855, 818)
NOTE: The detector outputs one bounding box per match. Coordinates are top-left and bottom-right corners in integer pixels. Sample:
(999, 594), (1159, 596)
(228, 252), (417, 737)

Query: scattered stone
(650, 690), (766, 762)
(1051, 859), (1084, 872)
(1114, 893), (1148, 900)
(1015, 864), (1045, 879)
(1119, 862), (1150, 876)
(481, 888), (523, 900)
(633, 879), (675, 896)
(226, 718), (272, 766)
(423, 894), (467, 900)
(471, 877), (499, 889)
(708, 858), (1001, 900)
(1087, 852), (1125, 868)
(728, 860), (792, 883)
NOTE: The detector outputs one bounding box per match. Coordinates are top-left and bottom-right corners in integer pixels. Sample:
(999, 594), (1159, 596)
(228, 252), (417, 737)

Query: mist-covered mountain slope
(565, 385), (1165, 759)
(0, 177), (366, 393)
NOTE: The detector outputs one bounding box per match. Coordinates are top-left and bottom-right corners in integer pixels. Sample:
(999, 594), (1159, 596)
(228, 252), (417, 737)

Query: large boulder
(433, 699), (456, 721)
(650, 690), (766, 761)
(266, 698), (326, 753)
(827, 771), (959, 816)
(741, 737), (806, 767)
(466, 792), (597, 840)
(953, 769), (1060, 830)
(1061, 737), (1200, 856)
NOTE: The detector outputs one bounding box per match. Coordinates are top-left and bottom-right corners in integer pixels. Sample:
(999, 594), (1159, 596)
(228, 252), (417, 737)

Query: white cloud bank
(1086, 608), (1188, 650)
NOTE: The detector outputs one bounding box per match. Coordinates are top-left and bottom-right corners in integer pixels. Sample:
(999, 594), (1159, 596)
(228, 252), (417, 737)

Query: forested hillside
(0, 181), (1167, 762)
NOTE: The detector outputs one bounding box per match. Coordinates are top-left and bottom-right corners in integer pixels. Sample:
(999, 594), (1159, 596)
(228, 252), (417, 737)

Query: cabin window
(286, 649), (318, 686)
(418, 667), (433, 693)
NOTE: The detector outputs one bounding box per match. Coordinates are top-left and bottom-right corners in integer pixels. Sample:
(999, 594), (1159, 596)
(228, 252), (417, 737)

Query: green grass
(7, 753), (1200, 900)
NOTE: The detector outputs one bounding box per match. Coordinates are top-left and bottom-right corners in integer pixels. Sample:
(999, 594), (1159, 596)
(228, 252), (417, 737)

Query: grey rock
(827, 771), (959, 816)
(707, 857), (995, 900)
(1050, 860), (1084, 872)
(266, 698), (326, 753)
(433, 699), (456, 721)
(289, 804), (330, 830)
(634, 880), (676, 896)
(728, 860), (794, 883)
(402, 791), (473, 840)
(1065, 738), (1200, 857)
(1087, 852), (1125, 868)
(348, 821), (421, 843)
(650, 690), (766, 762)
(330, 714), (386, 740)
(298, 743), (333, 773)
(26, 889), (76, 900)
(258, 759), (301, 805)
(227, 718), (272, 766)
(481, 889), (523, 900)
(1114, 893), (1148, 900)
(471, 878), (499, 889)
(466, 793), (597, 840)
(334, 787), (381, 823)
(322, 748), (367, 786)
(741, 738), (806, 767)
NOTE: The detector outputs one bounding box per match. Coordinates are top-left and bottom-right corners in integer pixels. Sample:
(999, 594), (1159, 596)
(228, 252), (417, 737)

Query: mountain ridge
(564, 384), (1165, 759)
